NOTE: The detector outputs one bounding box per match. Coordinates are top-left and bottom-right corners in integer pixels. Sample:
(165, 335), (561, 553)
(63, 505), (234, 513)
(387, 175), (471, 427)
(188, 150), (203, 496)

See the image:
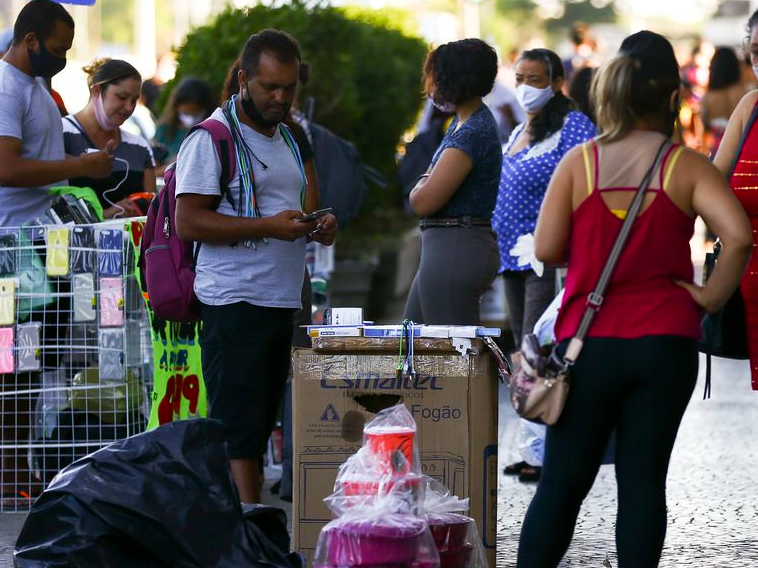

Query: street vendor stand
(292, 328), (501, 568)
(0, 221), (152, 511)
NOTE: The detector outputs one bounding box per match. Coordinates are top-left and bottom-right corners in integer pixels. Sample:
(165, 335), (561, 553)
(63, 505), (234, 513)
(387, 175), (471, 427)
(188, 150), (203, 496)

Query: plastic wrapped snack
(420, 477), (488, 568)
(315, 486), (440, 568)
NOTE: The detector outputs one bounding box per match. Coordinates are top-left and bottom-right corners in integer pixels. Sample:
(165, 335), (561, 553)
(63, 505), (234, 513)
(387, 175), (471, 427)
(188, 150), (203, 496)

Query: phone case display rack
(0, 223), (152, 512)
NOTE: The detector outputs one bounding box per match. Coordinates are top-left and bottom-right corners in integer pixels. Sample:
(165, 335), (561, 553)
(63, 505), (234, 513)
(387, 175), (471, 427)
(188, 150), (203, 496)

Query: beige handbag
(509, 140), (670, 425)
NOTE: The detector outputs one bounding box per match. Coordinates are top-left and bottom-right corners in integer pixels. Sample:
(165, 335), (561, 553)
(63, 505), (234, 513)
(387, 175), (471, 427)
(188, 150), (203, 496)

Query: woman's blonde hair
(591, 53), (679, 143)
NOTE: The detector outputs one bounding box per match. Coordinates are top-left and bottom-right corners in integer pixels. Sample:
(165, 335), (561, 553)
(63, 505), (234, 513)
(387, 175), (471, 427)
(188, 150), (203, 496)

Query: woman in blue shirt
(405, 38), (503, 324)
(494, 49), (596, 345)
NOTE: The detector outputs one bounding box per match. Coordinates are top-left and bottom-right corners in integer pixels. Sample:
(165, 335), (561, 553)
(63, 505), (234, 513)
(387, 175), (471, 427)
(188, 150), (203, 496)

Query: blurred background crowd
(1, 0), (755, 317)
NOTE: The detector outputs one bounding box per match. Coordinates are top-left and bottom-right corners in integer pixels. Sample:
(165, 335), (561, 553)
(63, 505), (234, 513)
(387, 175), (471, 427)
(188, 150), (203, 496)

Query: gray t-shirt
(0, 60), (66, 226)
(175, 108), (305, 308)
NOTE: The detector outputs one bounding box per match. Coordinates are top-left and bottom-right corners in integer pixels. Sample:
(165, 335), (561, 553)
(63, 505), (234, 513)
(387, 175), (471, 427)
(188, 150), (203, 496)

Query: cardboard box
(292, 346), (498, 568)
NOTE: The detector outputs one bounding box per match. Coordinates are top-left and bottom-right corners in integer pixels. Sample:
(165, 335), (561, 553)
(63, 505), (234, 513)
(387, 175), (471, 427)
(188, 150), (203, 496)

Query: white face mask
(752, 64), (758, 83)
(178, 112), (203, 128)
(516, 84), (555, 114)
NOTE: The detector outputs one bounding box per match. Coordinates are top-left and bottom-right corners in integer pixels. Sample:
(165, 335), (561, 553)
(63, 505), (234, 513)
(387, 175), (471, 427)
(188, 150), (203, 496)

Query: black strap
(217, 138), (235, 209)
(701, 247), (718, 400)
(565, 140), (671, 363)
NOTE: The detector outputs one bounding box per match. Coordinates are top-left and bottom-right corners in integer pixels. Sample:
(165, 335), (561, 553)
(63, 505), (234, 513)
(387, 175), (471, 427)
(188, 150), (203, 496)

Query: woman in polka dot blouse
(493, 48), (596, 347)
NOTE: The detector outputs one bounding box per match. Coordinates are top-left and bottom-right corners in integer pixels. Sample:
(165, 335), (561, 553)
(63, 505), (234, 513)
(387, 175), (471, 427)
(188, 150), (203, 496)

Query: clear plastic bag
(517, 419), (546, 467)
(361, 403), (420, 477)
(420, 477), (488, 568)
(326, 405), (424, 516)
(315, 485), (440, 568)
(317, 404), (436, 567)
(532, 289), (564, 347)
(326, 446), (423, 517)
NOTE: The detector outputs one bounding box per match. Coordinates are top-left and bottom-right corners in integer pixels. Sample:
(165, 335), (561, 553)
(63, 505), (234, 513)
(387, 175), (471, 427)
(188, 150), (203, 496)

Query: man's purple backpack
(139, 119), (236, 322)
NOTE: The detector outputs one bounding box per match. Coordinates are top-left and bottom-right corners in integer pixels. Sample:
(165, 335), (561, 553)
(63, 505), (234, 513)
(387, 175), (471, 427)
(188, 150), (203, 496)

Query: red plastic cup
(426, 514), (473, 551)
(364, 426), (416, 473)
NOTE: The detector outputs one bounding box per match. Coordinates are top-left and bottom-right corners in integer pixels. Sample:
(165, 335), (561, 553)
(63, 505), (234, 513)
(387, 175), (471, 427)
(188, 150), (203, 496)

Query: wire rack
(0, 222), (152, 512)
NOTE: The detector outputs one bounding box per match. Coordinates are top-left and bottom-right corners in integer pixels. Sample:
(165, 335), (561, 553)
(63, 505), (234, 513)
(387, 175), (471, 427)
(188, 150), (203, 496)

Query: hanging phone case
(0, 234), (18, 276)
(0, 278), (15, 326)
(16, 322), (41, 372)
(98, 230), (123, 277)
(99, 277), (124, 327)
(0, 327), (14, 374)
(70, 226), (96, 274)
(46, 228), (70, 277)
(99, 328), (124, 380)
(72, 273), (96, 322)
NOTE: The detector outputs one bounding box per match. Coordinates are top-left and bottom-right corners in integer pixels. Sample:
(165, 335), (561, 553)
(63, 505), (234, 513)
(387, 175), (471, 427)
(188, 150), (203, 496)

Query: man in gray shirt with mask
(175, 29), (337, 504)
(0, 0), (113, 227)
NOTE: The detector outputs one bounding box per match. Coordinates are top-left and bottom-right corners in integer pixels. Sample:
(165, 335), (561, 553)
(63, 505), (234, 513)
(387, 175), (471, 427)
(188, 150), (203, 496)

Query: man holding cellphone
(175, 29), (337, 504)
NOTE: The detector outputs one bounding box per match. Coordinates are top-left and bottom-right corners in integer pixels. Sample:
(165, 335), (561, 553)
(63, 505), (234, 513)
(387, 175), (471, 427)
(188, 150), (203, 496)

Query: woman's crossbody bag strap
(563, 139), (671, 363)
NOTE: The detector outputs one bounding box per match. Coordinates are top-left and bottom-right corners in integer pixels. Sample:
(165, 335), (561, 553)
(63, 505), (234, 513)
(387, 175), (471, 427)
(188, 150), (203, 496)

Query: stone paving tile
(497, 356), (758, 568)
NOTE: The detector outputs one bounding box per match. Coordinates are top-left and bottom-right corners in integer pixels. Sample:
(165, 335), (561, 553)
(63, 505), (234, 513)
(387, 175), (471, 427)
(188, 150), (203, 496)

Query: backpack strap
(187, 118), (238, 210)
(185, 117), (240, 260)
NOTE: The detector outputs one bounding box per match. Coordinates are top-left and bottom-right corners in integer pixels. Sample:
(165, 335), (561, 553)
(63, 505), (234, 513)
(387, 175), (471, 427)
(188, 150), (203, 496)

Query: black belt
(419, 216), (492, 230)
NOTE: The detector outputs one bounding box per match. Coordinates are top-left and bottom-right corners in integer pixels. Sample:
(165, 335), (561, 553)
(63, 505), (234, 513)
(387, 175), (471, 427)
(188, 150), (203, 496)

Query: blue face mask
(28, 40), (66, 78)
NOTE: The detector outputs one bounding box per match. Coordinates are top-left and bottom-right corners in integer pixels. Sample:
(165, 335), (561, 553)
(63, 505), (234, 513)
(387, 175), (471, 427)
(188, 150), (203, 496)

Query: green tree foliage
(164, 1), (428, 221)
(100, 0), (134, 47)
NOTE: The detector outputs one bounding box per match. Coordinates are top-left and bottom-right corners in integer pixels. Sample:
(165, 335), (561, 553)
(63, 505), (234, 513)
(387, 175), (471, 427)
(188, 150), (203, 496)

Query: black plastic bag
(14, 419), (302, 568)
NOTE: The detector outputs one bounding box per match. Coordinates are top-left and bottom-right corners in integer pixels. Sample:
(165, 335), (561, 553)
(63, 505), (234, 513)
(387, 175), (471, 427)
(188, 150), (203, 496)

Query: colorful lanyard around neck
(226, 96), (307, 218)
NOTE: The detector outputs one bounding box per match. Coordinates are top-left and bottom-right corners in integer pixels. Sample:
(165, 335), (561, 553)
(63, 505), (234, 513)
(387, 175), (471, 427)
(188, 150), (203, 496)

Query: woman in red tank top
(712, 10), (758, 391)
(515, 31), (751, 568)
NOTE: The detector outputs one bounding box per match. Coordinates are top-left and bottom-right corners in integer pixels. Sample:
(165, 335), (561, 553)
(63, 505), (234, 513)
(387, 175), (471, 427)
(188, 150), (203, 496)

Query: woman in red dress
(713, 9), (758, 390)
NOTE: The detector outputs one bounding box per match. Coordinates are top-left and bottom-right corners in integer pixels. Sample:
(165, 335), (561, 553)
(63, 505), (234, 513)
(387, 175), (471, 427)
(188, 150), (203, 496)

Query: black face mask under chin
(240, 92), (289, 129)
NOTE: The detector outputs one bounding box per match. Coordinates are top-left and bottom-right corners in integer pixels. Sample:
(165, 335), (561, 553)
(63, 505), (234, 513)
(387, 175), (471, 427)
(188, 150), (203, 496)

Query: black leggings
(516, 336), (698, 568)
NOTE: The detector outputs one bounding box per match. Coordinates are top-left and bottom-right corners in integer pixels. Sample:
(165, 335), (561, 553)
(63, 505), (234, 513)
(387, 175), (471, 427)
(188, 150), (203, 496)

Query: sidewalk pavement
(497, 354), (758, 568)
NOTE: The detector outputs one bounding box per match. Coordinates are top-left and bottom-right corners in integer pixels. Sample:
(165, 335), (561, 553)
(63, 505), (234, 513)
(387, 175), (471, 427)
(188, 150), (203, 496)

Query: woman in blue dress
(494, 49), (595, 481)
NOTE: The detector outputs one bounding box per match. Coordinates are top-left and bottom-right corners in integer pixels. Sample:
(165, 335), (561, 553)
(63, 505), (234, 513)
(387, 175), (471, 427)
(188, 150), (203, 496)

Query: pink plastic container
(326, 515), (427, 566)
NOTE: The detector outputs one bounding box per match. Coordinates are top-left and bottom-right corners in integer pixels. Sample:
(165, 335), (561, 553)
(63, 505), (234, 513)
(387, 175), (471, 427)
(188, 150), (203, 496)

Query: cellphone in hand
(298, 207), (333, 223)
